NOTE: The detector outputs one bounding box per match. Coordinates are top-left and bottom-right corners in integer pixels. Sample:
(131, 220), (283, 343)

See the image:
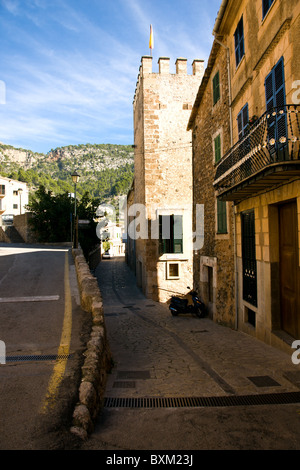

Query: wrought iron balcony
(213, 105), (300, 202)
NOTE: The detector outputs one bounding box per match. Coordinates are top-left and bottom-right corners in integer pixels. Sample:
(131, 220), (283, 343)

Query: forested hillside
(0, 143), (134, 201)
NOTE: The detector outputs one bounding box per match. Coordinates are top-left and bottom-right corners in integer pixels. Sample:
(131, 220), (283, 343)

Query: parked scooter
(169, 287), (206, 318)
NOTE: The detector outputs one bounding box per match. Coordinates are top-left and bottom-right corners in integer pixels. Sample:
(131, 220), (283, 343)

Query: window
(13, 204), (18, 209)
(0, 185), (5, 196)
(217, 200), (227, 234)
(214, 134), (221, 163)
(212, 71), (220, 105)
(159, 215), (183, 255)
(13, 190), (18, 196)
(234, 16), (245, 67)
(262, 0), (275, 19)
(167, 262), (180, 279)
(237, 103), (249, 140)
(265, 57), (287, 156)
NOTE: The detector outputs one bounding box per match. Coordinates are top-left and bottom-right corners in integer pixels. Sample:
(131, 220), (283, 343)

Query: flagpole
(149, 24), (153, 57)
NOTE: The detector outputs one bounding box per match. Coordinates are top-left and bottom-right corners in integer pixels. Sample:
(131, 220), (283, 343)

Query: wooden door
(279, 201), (300, 338)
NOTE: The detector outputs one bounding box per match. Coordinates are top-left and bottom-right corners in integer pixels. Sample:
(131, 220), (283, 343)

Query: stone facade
(129, 56), (204, 302)
(188, 41), (235, 327)
(211, 0), (300, 353)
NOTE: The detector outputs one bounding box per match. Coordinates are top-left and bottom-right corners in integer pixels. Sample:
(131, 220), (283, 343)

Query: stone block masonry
(131, 56), (204, 302)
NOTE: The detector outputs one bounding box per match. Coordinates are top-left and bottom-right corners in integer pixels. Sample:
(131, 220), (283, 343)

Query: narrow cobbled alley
(81, 257), (300, 451)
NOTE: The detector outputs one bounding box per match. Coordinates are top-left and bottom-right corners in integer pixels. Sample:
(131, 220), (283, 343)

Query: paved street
(82, 256), (300, 451)
(0, 243), (89, 450)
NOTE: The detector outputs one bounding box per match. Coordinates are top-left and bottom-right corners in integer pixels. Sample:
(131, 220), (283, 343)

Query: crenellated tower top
(133, 56), (204, 105)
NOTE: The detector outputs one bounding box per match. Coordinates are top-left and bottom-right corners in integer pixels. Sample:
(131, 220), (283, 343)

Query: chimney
(158, 57), (170, 74)
(192, 59), (204, 76)
(176, 58), (187, 74)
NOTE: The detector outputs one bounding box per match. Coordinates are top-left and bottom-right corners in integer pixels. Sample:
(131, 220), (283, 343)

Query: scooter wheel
(169, 307), (178, 316)
(196, 306), (205, 318)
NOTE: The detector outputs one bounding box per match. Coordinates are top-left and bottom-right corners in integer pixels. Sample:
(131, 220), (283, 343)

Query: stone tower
(130, 56), (204, 302)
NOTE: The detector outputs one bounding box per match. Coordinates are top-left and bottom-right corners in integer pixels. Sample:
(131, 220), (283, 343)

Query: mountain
(0, 143), (134, 202)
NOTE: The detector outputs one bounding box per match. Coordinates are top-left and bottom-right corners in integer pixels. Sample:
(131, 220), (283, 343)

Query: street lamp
(18, 188), (23, 215)
(71, 171), (80, 248)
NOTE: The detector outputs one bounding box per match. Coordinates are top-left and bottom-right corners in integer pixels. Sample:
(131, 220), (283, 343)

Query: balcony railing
(214, 105), (300, 200)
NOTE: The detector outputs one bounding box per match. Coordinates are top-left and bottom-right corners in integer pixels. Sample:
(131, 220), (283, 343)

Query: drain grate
(104, 392), (300, 409)
(6, 354), (72, 363)
(117, 370), (151, 380)
(113, 381), (136, 389)
(247, 376), (281, 387)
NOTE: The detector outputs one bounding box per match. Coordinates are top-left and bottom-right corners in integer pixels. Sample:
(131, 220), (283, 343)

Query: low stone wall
(70, 247), (112, 440)
(13, 213), (37, 243)
(0, 227), (10, 243)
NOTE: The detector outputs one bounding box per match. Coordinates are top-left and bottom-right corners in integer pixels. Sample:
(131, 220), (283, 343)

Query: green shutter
(217, 200), (227, 234)
(213, 71), (220, 105)
(214, 134), (221, 163)
(159, 215), (183, 254)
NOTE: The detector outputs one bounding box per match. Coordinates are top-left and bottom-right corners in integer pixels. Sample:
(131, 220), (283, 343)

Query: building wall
(132, 56), (204, 302)
(235, 180), (300, 354)
(224, 0), (300, 143)
(191, 42), (235, 327)
(213, 0), (300, 352)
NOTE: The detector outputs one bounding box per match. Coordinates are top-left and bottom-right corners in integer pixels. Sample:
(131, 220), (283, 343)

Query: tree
(27, 186), (73, 242)
(27, 186), (100, 257)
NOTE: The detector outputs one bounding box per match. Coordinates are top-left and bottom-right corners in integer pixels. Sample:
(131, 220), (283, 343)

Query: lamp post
(18, 188), (23, 215)
(71, 171), (80, 248)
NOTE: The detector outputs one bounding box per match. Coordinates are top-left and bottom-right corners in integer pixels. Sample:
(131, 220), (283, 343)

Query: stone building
(128, 56), (204, 302)
(187, 38), (235, 327)
(211, 0), (300, 353)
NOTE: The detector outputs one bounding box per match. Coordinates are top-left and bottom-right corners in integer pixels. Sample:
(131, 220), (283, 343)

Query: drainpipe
(212, 33), (238, 330)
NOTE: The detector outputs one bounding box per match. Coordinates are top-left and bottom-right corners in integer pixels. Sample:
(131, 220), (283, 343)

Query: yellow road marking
(40, 251), (72, 413)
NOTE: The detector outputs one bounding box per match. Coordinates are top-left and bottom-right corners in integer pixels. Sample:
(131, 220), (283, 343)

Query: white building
(0, 176), (29, 225)
(101, 221), (125, 257)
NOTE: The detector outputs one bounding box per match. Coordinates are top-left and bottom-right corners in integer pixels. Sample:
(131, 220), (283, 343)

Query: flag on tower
(149, 24), (154, 55)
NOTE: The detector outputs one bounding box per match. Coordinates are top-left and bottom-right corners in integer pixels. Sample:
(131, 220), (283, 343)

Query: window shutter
(214, 134), (221, 163)
(237, 103), (249, 140)
(213, 72), (220, 105)
(263, 0), (274, 19)
(217, 200), (227, 234)
(234, 17), (244, 66)
(265, 57), (287, 155)
(274, 59), (287, 146)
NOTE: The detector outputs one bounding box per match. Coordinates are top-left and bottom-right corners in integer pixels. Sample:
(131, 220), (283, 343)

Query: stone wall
(70, 247), (111, 439)
(190, 41), (236, 327)
(13, 213), (37, 243)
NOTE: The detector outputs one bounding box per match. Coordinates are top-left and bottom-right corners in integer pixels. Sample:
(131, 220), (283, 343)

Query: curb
(70, 248), (112, 440)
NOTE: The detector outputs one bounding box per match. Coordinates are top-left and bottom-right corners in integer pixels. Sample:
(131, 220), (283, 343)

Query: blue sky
(0, 0), (221, 154)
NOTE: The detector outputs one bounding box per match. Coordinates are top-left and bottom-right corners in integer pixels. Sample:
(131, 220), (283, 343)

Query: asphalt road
(0, 243), (90, 450)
